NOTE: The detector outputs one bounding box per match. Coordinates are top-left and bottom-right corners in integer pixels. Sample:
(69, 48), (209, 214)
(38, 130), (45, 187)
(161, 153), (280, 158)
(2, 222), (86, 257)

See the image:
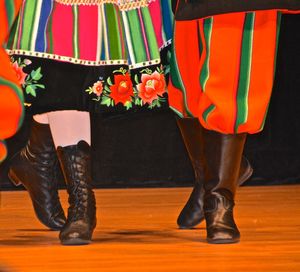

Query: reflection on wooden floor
(0, 185), (300, 271)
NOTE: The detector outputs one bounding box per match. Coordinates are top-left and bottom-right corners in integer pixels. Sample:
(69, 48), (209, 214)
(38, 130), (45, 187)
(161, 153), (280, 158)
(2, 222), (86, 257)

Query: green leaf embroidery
(104, 85), (111, 93)
(85, 87), (93, 94)
(31, 67), (42, 81)
(134, 97), (140, 105)
(134, 74), (139, 84)
(140, 68), (152, 75)
(112, 67), (127, 75)
(101, 96), (112, 107)
(33, 84), (45, 89)
(107, 77), (113, 86)
(25, 85), (37, 97)
(124, 101), (132, 110)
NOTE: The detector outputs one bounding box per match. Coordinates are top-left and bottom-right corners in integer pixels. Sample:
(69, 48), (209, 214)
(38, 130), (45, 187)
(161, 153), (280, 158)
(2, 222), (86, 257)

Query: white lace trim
(54, 0), (153, 10)
(6, 49), (161, 69)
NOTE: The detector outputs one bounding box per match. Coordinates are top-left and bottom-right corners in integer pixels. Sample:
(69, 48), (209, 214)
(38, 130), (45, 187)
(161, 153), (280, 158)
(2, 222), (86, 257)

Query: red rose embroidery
(12, 62), (27, 85)
(110, 74), (133, 105)
(92, 81), (103, 97)
(137, 71), (166, 104)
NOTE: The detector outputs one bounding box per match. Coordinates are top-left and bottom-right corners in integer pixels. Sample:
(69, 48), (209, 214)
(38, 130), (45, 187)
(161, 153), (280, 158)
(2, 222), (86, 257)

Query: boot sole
(8, 169), (22, 186)
(178, 216), (204, 229)
(61, 238), (91, 246)
(207, 238), (240, 244)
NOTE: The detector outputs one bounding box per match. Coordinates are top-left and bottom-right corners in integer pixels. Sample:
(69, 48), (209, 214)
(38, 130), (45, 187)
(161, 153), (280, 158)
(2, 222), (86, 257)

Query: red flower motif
(92, 81), (103, 97)
(137, 71), (166, 104)
(110, 74), (133, 105)
(12, 62), (27, 85)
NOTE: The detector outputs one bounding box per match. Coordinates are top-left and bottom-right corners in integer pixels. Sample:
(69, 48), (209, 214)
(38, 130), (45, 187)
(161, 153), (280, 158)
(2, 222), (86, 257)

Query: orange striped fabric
(0, 0), (23, 162)
(169, 10), (281, 134)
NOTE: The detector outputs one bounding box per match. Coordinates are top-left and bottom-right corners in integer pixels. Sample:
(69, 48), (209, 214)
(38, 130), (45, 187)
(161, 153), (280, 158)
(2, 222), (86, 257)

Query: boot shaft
(20, 119), (58, 176)
(57, 140), (92, 188)
(57, 141), (96, 222)
(176, 118), (207, 183)
(27, 119), (56, 154)
(14, 119), (59, 182)
(202, 129), (247, 194)
(176, 118), (249, 192)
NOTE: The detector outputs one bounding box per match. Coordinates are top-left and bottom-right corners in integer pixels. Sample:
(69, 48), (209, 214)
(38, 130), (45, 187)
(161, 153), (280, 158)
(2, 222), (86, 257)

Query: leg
(169, 11), (280, 242)
(176, 117), (252, 229)
(202, 129), (246, 244)
(48, 111), (91, 148)
(9, 114), (66, 230)
(48, 110), (96, 245)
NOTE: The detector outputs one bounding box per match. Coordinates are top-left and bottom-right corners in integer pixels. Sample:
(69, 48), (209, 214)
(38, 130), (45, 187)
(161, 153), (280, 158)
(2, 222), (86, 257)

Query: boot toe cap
(59, 220), (95, 245)
(34, 206), (66, 231)
(207, 228), (240, 244)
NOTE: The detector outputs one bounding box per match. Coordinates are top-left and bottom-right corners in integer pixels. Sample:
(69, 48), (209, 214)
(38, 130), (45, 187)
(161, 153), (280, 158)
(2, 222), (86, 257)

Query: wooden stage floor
(0, 185), (300, 271)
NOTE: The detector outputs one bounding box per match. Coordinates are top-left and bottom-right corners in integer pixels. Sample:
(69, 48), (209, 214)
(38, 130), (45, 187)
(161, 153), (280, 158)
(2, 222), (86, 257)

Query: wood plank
(0, 185), (300, 271)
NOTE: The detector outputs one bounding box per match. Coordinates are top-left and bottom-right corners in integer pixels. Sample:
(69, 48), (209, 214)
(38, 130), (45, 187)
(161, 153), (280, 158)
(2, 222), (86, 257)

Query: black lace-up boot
(176, 118), (252, 229)
(57, 140), (96, 245)
(8, 119), (66, 230)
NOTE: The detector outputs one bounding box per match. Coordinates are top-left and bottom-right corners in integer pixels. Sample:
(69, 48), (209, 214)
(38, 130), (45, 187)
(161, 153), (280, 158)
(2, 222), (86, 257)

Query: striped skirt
(7, 0), (173, 115)
(168, 10), (281, 134)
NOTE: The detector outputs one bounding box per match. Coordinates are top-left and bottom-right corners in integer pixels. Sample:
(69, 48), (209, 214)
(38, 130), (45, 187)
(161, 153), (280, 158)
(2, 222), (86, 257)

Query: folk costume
(0, 0), (24, 163)
(6, 0), (173, 245)
(169, 0), (300, 243)
(7, 0), (173, 115)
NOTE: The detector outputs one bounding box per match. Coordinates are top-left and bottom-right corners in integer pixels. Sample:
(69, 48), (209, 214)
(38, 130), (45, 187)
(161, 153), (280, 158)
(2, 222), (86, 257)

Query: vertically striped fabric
(0, 0), (24, 162)
(173, 0), (300, 21)
(5, 0), (173, 114)
(7, 0), (173, 68)
(169, 10), (281, 134)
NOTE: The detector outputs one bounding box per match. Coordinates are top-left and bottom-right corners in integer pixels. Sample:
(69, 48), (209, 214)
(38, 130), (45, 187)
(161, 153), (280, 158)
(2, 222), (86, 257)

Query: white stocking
(47, 110), (91, 148)
(33, 113), (49, 124)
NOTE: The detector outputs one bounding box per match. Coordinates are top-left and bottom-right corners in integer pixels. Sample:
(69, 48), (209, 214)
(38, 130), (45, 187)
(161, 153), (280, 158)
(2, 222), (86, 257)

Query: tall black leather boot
(176, 118), (252, 229)
(8, 119), (66, 230)
(202, 130), (246, 244)
(57, 141), (96, 245)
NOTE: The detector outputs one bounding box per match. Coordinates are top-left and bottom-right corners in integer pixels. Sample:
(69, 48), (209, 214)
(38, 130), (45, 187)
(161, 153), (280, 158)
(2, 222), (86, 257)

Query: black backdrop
(1, 14), (300, 190)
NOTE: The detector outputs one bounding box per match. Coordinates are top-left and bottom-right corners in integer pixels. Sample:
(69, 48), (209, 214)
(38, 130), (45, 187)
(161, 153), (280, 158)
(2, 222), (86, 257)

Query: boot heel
(8, 170), (22, 186)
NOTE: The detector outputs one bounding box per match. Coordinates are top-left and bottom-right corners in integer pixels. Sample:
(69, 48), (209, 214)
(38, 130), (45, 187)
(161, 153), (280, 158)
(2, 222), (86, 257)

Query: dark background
(1, 14), (300, 190)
